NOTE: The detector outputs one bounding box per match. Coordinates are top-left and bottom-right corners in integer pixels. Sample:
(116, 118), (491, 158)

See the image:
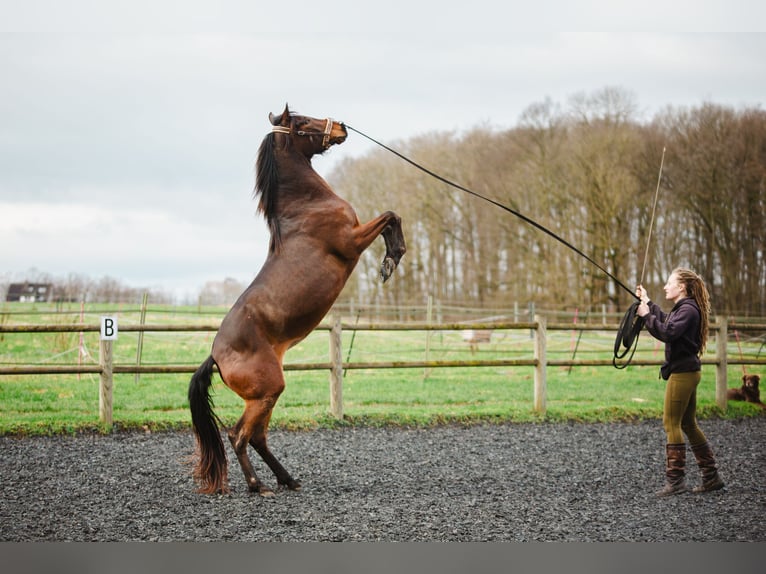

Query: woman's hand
(636, 285), (650, 317)
(635, 284), (649, 303)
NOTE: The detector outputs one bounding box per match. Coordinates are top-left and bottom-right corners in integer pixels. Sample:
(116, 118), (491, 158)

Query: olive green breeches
(663, 371), (707, 446)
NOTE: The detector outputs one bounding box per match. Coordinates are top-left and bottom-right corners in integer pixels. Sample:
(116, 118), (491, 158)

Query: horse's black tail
(188, 356), (228, 494)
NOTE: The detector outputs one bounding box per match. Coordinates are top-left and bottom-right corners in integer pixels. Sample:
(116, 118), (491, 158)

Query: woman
(636, 268), (725, 496)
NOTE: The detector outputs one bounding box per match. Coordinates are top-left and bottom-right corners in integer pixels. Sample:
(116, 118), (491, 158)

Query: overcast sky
(2, 1), (765, 302)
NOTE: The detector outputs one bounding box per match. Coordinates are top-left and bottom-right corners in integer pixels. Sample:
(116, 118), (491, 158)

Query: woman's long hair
(673, 267), (711, 354)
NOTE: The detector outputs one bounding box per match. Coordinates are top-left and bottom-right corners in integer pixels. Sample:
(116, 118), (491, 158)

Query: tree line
(330, 88), (765, 317)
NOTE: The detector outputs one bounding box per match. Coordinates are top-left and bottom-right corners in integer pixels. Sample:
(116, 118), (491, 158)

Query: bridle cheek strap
(321, 118), (332, 149)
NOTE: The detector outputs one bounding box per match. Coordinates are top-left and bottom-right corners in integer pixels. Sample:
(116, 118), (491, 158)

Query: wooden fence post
(99, 339), (114, 429)
(534, 314), (547, 414)
(329, 316), (343, 419)
(715, 319), (728, 410)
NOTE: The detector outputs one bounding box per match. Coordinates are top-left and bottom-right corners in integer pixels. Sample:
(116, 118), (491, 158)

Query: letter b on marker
(100, 316), (118, 340)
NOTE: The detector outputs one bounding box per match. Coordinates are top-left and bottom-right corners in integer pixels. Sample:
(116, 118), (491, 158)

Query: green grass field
(1, 303), (763, 434)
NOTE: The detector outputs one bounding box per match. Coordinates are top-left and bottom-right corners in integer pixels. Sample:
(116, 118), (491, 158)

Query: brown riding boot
(656, 443), (688, 497)
(690, 441), (725, 493)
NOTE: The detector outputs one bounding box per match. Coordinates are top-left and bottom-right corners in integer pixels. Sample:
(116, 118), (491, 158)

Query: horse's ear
(268, 103), (291, 126)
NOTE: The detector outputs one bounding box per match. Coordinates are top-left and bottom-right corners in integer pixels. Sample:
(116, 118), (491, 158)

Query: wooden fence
(1, 317), (765, 429)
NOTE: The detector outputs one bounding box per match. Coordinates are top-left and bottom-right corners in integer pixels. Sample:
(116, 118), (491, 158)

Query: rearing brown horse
(188, 105), (406, 495)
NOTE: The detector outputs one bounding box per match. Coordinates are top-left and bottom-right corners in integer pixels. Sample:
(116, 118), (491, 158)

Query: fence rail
(2, 318), (765, 428)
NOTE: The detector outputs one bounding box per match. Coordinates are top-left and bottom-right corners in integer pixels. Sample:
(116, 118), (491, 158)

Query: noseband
(272, 118), (334, 149)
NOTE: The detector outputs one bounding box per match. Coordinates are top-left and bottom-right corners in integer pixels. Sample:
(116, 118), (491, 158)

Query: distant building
(5, 282), (53, 303)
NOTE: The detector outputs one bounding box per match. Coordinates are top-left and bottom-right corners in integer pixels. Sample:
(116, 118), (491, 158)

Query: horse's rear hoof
(248, 480), (275, 496)
(252, 485), (276, 497)
(280, 478), (302, 491)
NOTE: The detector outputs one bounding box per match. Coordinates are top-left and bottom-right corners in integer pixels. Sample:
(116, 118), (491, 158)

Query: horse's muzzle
(329, 122), (348, 145)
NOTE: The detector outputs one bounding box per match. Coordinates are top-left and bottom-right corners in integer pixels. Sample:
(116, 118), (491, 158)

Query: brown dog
(727, 374), (765, 408)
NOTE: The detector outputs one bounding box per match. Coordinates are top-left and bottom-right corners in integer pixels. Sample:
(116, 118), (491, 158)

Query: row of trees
(331, 89), (765, 316)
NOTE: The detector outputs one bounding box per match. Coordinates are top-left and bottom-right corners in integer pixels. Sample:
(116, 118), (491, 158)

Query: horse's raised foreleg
(354, 211), (406, 282)
(380, 216), (406, 282)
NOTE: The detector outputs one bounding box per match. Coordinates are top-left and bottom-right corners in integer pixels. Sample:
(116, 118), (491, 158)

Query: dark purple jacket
(643, 297), (702, 380)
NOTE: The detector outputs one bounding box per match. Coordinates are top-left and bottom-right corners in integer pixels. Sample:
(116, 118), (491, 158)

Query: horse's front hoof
(380, 257), (396, 282)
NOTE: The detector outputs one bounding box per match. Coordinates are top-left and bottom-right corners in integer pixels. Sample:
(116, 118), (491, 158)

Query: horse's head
(269, 104), (347, 154)
(256, 105), (348, 252)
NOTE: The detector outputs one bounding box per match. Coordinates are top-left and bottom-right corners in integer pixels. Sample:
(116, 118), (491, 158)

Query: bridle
(272, 118), (335, 149)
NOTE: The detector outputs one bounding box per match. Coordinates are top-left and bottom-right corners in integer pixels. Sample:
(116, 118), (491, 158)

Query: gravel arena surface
(1, 418), (764, 542)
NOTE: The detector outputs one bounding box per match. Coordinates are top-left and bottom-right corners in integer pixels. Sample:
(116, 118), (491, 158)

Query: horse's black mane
(254, 132), (282, 252)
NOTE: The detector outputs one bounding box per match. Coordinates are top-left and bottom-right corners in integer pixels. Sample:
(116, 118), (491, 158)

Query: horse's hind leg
(228, 399), (280, 496)
(249, 408), (301, 491)
(228, 397), (300, 495)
